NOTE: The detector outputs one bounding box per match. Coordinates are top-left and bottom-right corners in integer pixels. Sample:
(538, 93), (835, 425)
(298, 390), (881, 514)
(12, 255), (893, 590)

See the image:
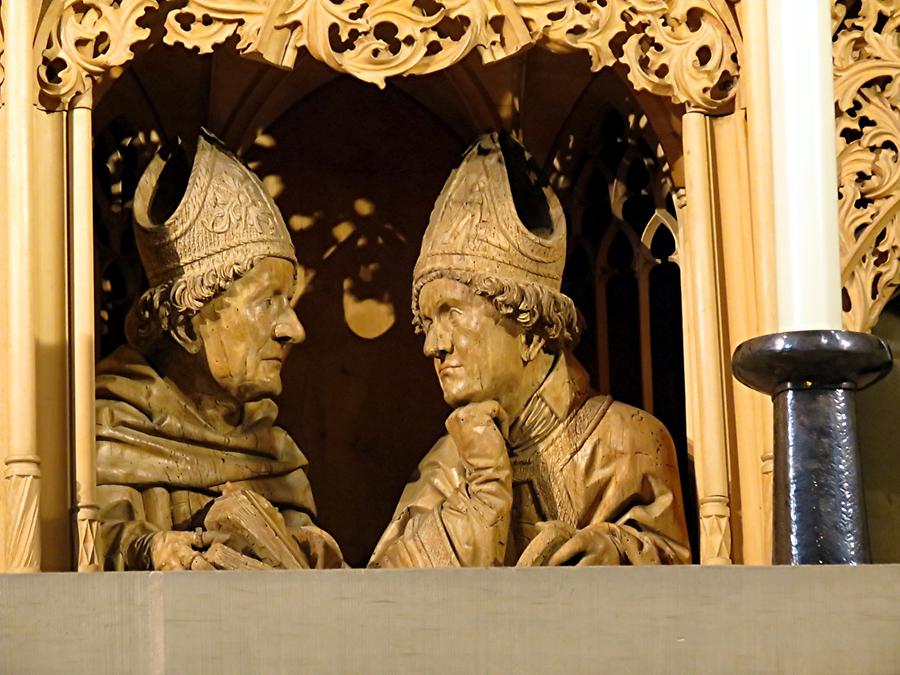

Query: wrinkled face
(419, 277), (526, 408)
(193, 257), (304, 403)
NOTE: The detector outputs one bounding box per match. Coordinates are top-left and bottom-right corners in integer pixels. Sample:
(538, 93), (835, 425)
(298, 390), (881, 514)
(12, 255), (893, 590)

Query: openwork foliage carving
(834, 0), (900, 331)
(165, 0), (533, 81)
(522, 0), (738, 110)
(38, 0), (740, 112)
(37, 0), (159, 110)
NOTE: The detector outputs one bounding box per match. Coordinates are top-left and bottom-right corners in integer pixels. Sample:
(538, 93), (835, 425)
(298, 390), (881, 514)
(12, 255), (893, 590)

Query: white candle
(766, 1), (843, 331)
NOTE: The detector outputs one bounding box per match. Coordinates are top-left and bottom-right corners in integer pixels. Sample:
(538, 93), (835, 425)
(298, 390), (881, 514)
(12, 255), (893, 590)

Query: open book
(200, 542), (272, 570)
(202, 486), (310, 569)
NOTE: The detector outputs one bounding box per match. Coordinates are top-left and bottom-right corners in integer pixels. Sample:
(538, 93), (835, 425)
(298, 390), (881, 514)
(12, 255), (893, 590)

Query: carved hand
(292, 524), (345, 569)
(148, 529), (230, 571)
(445, 400), (513, 531)
(545, 524), (622, 567)
(445, 400), (510, 471)
(515, 520), (576, 567)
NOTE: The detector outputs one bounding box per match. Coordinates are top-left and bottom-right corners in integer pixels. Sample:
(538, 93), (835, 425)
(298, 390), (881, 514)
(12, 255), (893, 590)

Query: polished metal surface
(773, 388), (869, 564)
(732, 330), (892, 394)
(732, 330), (892, 564)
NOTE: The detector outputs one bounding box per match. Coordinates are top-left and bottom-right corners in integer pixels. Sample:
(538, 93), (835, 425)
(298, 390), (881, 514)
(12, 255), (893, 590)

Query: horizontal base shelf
(2, 566), (898, 674)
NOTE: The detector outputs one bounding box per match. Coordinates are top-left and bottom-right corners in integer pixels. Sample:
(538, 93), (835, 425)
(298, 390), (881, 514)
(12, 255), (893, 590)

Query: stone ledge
(2, 566), (899, 674)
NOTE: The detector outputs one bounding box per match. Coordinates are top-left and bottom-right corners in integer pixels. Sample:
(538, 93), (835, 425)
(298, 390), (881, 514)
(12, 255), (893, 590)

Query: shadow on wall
(857, 295), (900, 563)
(245, 77), (465, 566)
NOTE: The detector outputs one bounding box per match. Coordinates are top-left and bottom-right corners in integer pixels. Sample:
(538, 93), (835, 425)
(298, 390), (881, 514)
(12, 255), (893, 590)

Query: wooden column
(1, 0), (74, 572)
(0, 63), (7, 574)
(737, 0), (778, 563)
(709, 112), (768, 565)
(33, 108), (72, 572)
(69, 91), (101, 572)
(2, 0), (41, 572)
(681, 111), (732, 565)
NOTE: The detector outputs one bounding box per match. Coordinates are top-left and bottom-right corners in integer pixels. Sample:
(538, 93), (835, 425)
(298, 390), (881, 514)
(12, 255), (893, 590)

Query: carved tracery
(561, 105), (698, 559)
(522, 0), (739, 110)
(36, 0), (158, 109)
(835, 0), (900, 332)
(36, 0), (740, 113)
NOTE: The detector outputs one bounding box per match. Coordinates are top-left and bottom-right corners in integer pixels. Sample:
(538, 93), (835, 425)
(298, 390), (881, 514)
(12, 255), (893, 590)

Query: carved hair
(125, 254), (267, 354)
(412, 269), (582, 353)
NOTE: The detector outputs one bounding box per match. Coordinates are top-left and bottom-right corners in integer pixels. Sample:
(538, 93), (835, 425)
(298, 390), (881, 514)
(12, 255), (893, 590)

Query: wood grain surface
(1, 566), (898, 674)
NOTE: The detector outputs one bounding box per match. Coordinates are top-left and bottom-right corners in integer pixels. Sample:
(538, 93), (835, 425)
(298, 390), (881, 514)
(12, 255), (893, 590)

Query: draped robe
(369, 352), (691, 567)
(96, 345), (338, 569)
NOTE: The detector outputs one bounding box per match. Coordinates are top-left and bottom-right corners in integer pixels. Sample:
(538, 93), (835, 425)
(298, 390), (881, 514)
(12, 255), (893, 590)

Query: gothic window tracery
(558, 104), (697, 559)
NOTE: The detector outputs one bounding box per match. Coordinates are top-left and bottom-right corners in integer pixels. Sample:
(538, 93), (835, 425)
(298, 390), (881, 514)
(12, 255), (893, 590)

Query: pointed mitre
(412, 132), (567, 310)
(133, 129), (296, 289)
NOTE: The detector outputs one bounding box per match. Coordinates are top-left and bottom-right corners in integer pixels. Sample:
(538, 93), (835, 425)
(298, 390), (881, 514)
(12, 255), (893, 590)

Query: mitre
(412, 132), (567, 311)
(133, 129), (296, 289)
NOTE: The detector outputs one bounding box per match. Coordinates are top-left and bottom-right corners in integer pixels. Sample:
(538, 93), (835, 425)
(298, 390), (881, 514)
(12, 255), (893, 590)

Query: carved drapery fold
(37, 0), (740, 113)
(835, 0), (900, 331)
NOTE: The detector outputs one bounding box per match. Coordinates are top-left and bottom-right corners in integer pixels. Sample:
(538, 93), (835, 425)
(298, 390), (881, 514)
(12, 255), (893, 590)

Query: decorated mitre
(133, 129), (296, 288)
(412, 132), (567, 310)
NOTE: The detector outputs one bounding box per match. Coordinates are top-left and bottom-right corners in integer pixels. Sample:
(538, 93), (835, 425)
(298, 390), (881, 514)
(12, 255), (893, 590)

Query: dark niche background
(244, 79), (463, 566)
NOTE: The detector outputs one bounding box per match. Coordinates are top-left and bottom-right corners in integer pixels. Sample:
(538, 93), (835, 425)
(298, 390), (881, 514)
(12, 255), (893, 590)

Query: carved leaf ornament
(834, 0), (900, 331)
(37, 0), (159, 109)
(32, 1), (900, 332)
(37, 0), (738, 113)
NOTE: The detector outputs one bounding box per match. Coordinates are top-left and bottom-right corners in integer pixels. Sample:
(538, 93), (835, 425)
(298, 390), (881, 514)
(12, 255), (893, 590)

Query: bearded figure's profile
(96, 131), (342, 571)
(370, 132), (690, 568)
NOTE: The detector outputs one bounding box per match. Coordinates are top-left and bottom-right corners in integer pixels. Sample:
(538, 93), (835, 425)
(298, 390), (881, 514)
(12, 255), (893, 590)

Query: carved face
(419, 277), (527, 408)
(192, 257), (304, 403)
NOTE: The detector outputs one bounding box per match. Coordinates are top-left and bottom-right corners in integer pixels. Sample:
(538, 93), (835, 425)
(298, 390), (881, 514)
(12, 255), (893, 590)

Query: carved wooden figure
(369, 133), (690, 568)
(95, 131), (342, 571)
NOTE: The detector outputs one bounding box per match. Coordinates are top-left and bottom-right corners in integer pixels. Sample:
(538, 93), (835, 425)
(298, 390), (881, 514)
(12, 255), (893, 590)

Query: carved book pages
(205, 488), (310, 569)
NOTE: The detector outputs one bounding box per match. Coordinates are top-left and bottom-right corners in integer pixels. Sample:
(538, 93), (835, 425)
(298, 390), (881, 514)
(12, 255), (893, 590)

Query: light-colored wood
(32, 0), (754, 570)
(1, 566), (899, 674)
(95, 134), (342, 571)
(709, 112), (767, 565)
(738, 0), (776, 562)
(38, 1), (741, 114)
(372, 133), (690, 568)
(0, 106), (7, 575)
(18, 0), (843, 571)
(738, 0), (776, 334)
(637, 248), (655, 414)
(69, 91), (101, 572)
(679, 107), (779, 565)
(2, 0), (41, 574)
(681, 112), (731, 565)
(834, 1), (900, 332)
(672, 186), (701, 542)
(32, 108), (71, 572)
